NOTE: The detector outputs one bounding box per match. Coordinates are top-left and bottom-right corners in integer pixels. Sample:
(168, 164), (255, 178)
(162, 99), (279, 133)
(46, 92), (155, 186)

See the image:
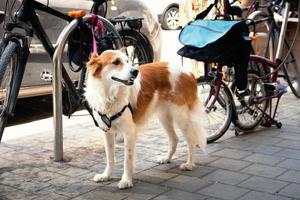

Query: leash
(90, 14), (104, 55)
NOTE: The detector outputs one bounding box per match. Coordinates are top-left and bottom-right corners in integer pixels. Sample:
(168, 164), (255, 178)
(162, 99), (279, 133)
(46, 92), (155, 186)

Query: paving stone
(276, 132), (300, 141)
(241, 164), (287, 178)
(243, 153), (286, 165)
(153, 160), (183, 171)
(243, 144), (283, 155)
(208, 158), (251, 171)
(202, 169), (250, 185)
(152, 189), (207, 200)
(277, 159), (300, 170)
(47, 174), (82, 187)
(278, 183), (300, 199)
(162, 175), (212, 192)
(197, 183), (249, 200)
(72, 189), (126, 200)
(275, 149), (300, 160)
(49, 181), (99, 198)
(239, 176), (288, 193)
(0, 174), (50, 193)
(134, 169), (178, 184)
(115, 181), (169, 200)
(33, 190), (70, 200)
(238, 191), (291, 200)
(135, 161), (159, 172)
(169, 165), (216, 178)
(0, 145), (14, 154)
(245, 135), (282, 145)
(0, 184), (17, 197)
(216, 139), (254, 151)
(275, 140), (300, 150)
(277, 170), (300, 184)
(194, 155), (220, 166)
(2, 190), (36, 200)
(212, 148), (252, 159)
(48, 166), (91, 178)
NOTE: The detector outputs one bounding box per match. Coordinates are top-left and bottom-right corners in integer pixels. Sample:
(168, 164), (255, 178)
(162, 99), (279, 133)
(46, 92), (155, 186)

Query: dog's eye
(112, 58), (121, 65)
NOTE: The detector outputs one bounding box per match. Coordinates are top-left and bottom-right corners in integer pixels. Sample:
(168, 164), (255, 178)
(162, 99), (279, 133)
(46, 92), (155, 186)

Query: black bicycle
(0, 0), (152, 141)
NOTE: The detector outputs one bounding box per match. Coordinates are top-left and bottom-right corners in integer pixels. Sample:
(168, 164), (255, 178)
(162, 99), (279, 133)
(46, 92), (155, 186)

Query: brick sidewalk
(0, 92), (300, 200)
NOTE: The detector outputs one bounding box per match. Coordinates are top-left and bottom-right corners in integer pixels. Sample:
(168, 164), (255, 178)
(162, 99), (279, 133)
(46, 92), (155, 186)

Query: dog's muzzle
(111, 69), (139, 85)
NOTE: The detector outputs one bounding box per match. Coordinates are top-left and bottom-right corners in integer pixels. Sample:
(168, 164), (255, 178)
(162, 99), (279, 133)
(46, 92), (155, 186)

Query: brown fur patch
(132, 62), (197, 123)
(87, 52), (123, 78)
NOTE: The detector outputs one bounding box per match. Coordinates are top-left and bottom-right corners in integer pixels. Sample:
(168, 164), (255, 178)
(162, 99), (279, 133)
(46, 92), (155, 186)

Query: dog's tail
(189, 100), (207, 152)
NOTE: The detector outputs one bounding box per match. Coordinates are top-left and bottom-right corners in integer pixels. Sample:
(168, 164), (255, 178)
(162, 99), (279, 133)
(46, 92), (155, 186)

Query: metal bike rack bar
(52, 18), (80, 161)
(52, 15), (120, 161)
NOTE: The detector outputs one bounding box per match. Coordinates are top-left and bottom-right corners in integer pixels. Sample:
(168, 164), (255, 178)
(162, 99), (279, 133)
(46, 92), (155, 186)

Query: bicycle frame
(3, 0), (83, 102)
(203, 0), (291, 129)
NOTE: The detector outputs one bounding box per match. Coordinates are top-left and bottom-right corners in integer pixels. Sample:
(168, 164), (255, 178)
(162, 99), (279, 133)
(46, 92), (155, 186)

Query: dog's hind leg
(157, 109), (179, 164)
(94, 132), (115, 182)
(179, 124), (196, 171)
(175, 108), (198, 171)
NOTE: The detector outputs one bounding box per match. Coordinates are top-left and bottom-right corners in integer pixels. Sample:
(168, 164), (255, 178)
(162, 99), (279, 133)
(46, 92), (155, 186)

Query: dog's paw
(179, 163), (194, 171)
(157, 157), (171, 164)
(118, 179), (133, 189)
(93, 173), (111, 182)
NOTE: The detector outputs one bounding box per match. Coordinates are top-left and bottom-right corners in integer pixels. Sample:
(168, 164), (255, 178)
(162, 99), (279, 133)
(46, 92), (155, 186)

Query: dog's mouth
(111, 76), (135, 85)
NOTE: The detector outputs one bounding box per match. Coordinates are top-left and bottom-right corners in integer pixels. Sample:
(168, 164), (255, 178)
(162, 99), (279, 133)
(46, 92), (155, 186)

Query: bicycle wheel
(197, 78), (233, 143)
(0, 41), (20, 141)
(282, 42), (300, 98)
(118, 29), (153, 66)
(232, 68), (268, 131)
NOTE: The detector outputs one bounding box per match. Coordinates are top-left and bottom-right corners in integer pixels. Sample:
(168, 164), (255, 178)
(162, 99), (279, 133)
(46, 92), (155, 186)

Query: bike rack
(53, 15), (122, 161)
(52, 18), (79, 161)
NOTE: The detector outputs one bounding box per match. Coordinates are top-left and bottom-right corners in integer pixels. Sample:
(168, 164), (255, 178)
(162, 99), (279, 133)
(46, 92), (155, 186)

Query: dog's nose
(130, 69), (139, 78)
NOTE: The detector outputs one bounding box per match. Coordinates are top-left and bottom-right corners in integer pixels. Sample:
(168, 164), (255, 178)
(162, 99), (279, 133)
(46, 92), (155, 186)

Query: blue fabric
(179, 20), (243, 48)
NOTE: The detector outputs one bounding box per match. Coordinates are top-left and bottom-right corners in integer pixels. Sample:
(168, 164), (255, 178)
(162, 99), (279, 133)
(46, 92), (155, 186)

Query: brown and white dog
(85, 49), (206, 189)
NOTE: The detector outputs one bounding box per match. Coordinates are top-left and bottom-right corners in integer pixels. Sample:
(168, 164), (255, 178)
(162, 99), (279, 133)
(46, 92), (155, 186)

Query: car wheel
(161, 6), (180, 30)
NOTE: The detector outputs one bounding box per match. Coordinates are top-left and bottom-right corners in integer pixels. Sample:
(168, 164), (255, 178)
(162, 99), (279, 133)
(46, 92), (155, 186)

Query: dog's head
(87, 49), (139, 86)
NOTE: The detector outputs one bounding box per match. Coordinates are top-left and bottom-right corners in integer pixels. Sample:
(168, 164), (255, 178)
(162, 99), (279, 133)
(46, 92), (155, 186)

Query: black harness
(92, 104), (133, 129)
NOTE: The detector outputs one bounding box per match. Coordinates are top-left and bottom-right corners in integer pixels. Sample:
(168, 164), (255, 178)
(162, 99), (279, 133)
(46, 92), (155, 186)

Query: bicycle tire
(0, 41), (20, 141)
(118, 29), (153, 66)
(281, 42), (300, 98)
(232, 69), (268, 131)
(197, 78), (233, 143)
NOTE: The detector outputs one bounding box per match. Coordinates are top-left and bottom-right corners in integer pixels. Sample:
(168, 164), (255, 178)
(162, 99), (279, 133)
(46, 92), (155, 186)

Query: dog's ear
(119, 47), (127, 55)
(87, 53), (102, 77)
(87, 53), (98, 66)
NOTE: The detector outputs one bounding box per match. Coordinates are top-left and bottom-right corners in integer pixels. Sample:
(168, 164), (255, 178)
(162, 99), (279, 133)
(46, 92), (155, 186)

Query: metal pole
(52, 15), (121, 161)
(53, 19), (80, 161)
(275, 2), (290, 60)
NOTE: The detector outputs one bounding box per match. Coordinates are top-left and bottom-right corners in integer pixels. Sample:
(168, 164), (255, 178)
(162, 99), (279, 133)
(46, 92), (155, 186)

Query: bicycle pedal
(40, 71), (53, 82)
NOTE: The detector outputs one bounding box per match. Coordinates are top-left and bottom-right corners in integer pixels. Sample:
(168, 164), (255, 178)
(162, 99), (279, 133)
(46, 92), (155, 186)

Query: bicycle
(180, 0), (299, 143)
(0, 0), (153, 142)
(246, 0), (300, 98)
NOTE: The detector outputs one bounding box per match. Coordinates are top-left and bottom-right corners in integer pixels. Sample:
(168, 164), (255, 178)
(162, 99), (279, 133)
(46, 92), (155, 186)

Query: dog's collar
(94, 104), (133, 129)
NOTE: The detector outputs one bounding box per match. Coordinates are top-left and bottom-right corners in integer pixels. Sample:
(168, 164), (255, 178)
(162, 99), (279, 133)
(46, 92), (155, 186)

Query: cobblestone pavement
(0, 92), (300, 200)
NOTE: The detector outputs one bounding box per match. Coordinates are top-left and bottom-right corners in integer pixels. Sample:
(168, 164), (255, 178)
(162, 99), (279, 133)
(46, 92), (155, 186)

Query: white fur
(85, 50), (206, 189)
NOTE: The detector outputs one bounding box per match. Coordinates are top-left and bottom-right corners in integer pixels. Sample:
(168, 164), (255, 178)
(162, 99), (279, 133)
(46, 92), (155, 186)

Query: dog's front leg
(94, 132), (115, 182)
(118, 132), (136, 189)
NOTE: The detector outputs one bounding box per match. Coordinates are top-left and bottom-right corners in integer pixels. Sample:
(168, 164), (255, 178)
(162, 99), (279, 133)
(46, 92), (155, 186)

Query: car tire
(161, 6), (180, 30)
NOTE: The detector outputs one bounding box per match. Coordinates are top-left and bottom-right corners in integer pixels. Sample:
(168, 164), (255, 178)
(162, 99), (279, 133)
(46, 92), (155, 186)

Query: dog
(85, 49), (206, 189)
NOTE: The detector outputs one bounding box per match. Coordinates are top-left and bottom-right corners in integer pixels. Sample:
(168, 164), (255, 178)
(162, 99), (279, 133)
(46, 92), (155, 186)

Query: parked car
(140, 0), (184, 30)
(0, 0), (162, 99)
